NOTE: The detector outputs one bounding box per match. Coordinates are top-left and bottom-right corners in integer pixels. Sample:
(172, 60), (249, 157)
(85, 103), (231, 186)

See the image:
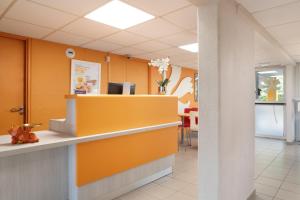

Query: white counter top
(0, 121), (181, 158)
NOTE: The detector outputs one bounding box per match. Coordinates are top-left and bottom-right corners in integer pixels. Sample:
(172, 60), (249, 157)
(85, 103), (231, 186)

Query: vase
(158, 86), (166, 95)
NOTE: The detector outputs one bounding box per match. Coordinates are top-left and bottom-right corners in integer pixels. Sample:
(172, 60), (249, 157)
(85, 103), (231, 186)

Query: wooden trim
(25, 39), (32, 123)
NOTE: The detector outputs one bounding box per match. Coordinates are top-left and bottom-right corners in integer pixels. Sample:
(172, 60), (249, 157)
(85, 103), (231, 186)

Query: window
(256, 68), (285, 102)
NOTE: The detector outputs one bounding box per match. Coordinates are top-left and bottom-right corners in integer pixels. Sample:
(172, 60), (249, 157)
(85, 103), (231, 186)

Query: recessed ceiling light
(257, 71), (278, 74)
(85, 0), (155, 29)
(179, 43), (198, 53)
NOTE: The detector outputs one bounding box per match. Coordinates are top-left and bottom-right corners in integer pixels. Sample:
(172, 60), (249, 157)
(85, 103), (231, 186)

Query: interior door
(0, 36), (25, 135)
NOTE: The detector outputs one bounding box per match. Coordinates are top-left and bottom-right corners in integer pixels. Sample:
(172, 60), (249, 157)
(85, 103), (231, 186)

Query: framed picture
(194, 73), (198, 102)
(70, 59), (101, 95)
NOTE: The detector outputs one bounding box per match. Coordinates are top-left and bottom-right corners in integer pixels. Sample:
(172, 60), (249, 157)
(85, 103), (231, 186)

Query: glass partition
(256, 68), (285, 102)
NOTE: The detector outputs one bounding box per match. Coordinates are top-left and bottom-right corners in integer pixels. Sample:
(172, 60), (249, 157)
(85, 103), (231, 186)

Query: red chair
(179, 107), (198, 147)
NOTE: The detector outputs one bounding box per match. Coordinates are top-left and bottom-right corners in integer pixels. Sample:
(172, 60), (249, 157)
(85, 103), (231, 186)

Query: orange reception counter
(0, 95), (180, 200)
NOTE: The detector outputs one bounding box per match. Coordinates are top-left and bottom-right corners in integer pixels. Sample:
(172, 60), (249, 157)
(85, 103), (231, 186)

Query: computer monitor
(107, 82), (135, 95)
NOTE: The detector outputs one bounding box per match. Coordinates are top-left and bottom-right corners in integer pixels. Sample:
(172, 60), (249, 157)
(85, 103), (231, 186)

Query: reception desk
(0, 95), (180, 200)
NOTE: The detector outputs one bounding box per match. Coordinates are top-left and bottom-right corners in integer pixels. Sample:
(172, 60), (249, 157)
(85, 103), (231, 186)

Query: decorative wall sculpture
(166, 65), (194, 114)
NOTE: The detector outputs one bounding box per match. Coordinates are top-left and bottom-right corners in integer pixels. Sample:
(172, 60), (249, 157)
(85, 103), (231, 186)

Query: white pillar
(285, 65), (295, 143)
(197, 0), (255, 199)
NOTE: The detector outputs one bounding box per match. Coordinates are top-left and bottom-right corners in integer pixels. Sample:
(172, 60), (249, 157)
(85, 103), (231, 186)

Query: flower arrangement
(148, 57), (170, 94)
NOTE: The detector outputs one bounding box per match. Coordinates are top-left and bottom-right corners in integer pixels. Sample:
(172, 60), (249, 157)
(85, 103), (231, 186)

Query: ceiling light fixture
(257, 71), (278, 74)
(85, 0), (154, 29)
(179, 43), (198, 53)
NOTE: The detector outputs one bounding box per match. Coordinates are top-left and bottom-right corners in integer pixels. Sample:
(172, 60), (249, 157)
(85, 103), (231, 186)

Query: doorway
(0, 35), (26, 134)
(255, 66), (286, 139)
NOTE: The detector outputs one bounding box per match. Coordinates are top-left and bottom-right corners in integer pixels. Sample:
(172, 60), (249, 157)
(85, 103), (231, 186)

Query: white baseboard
(95, 167), (172, 200)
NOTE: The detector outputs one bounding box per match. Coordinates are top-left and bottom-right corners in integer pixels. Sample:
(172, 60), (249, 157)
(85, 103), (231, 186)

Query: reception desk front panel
(77, 126), (177, 186)
(68, 95), (178, 136)
(62, 95), (179, 200)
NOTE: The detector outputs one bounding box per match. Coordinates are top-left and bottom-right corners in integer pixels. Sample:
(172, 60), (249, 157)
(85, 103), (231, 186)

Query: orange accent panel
(76, 126), (178, 186)
(73, 95), (178, 136)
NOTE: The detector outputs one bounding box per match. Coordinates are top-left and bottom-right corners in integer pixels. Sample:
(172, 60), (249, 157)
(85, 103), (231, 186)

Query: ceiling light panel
(179, 43), (198, 53)
(85, 0), (154, 29)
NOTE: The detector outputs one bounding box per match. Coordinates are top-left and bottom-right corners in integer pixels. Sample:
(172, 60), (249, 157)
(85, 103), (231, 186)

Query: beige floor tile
(255, 183), (278, 197)
(178, 183), (198, 198)
(164, 191), (196, 200)
(285, 175), (300, 185)
(255, 177), (282, 188)
(157, 177), (187, 191)
(255, 193), (274, 200)
(118, 189), (159, 200)
(281, 182), (300, 194)
(140, 183), (176, 199)
(275, 189), (300, 200)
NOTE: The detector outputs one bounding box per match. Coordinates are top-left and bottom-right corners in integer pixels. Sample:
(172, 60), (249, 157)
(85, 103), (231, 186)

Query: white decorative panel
(166, 65), (182, 95)
(173, 77), (193, 98)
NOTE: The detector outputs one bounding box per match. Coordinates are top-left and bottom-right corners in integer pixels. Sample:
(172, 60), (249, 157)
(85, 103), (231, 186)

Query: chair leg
(189, 130), (192, 147)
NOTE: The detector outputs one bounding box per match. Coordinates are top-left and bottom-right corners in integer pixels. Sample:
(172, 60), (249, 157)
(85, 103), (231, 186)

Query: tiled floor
(255, 138), (300, 200)
(114, 138), (300, 200)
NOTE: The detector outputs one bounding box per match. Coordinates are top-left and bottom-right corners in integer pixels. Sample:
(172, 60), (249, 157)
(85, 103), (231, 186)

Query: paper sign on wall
(71, 59), (101, 95)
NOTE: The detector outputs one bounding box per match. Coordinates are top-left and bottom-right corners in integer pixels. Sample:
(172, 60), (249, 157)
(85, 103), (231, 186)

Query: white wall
(286, 65), (296, 142)
(197, 0), (255, 199)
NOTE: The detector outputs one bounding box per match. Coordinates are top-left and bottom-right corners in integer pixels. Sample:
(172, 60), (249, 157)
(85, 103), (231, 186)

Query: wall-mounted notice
(71, 59), (101, 95)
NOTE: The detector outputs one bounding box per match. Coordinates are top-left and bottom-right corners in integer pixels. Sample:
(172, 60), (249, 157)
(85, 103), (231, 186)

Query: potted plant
(148, 57), (170, 95)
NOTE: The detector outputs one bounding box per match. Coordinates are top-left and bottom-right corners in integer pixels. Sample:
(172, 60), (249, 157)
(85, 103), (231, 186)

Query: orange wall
(108, 54), (149, 94)
(29, 39), (149, 130)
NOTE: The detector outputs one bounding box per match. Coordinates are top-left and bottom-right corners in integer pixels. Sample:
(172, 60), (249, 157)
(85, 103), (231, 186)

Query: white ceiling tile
(29, 0), (110, 16)
(173, 60), (197, 69)
(136, 52), (165, 61)
(163, 5), (197, 29)
(292, 55), (300, 62)
(0, 18), (53, 38)
(267, 21), (300, 45)
(253, 1), (300, 27)
(236, 0), (297, 13)
(45, 31), (92, 46)
(132, 40), (171, 52)
(156, 47), (193, 57)
(102, 31), (149, 46)
(0, 0), (13, 15)
(123, 0), (190, 16)
(112, 47), (148, 56)
(62, 18), (119, 39)
(127, 18), (182, 39)
(168, 53), (197, 63)
(5, 0), (77, 29)
(82, 39), (124, 52)
(283, 43), (300, 55)
(158, 31), (196, 46)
